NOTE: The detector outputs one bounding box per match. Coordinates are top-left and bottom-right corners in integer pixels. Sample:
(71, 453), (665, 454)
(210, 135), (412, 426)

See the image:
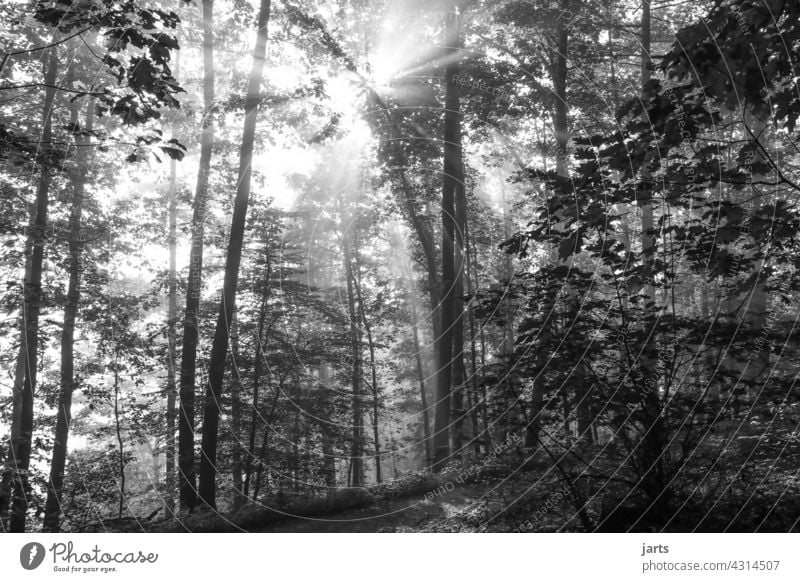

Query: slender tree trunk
(252, 378), (282, 501)
(433, 1), (463, 471)
(243, 237), (271, 499)
(410, 297), (433, 467)
(198, 0), (272, 509)
(366, 326), (381, 483)
(113, 351), (125, 520)
(178, 0), (214, 512)
(636, 0), (668, 508)
(43, 95), (94, 532)
(2, 205), (33, 527)
(292, 375), (301, 493)
(467, 219), (491, 452)
(342, 222), (364, 487)
(465, 219), (485, 455)
(500, 182), (521, 440)
(10, 40), (58, 533)
(479, 315), (491, 449)
(451, 107), (468, 458)
(353, 265), (381, 482)
(526, 11), (569, 448)
(230, 315), (244, 509)
(318, 363), (337, 489)
(164, 51), (180, 516)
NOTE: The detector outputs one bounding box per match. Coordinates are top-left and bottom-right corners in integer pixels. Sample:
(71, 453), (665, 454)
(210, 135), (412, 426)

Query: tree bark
(353, 262), (381, 482)
(342, 220), (364, 487)
(43, 95), (94, 532)
(113, 349), (125, 520)
(636, 0), (668, 507)
(164, 51), (180, 516)
(243, 233), (271, 499)
(526, 8), (569, 448)
(198, 0), (272, 508)
(409, 296), (433, 467)
(230, 314), (244, 509)
(464, 219), (485, 455)
(433, 1), (463, 472)
(10, 39), (58, 533)
(451, 106), (468, 458)
(178, 0), (214, 512)
(318, 363), (337, 489)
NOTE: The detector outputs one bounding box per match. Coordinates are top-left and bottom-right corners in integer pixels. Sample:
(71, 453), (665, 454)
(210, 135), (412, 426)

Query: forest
(1, 0), (800, 533)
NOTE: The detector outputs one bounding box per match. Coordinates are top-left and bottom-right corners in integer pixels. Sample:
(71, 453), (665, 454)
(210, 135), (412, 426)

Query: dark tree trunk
(636, 0), (668, 508)
(526, 13), (569, 448)
(451, 113), (467, 457)
(243, 237), (271, 499)
(230, 315), (244, 509)
(353, 265), (381, 482)
(113, 351), (125, 519)
(409, 296), (433, 467)
(3, 205), (33, 526)
(198, 0), (272, 508)
(178, 0), (214, 512)
(343, 223), (364, 487)
(318, 363), (337, 489)
(433, 1), (463, 472)
(292, 375), (301, 494)
(164, 51), (180, 516)
(10, 41), (58, 533)
(465, 219), (485, 455)
(43, 95), (94, 532)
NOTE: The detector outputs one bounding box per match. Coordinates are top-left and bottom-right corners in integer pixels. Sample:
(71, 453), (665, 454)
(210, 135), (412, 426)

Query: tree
(178, 0), (215, 512)
(198, 0), (273, 508)
(433, 0), (465, 472)
(42, 90), (95, 533)
(9, 39), (58, 533)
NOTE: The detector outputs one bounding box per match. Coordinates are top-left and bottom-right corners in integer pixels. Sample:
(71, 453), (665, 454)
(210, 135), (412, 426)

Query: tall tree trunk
(451, 106), (468, 458)
(467, 219), (491, 452)
(636, 0), (668, 508)
(198, 0), (272, 508)
(526, 9), (569, 448)
(113, 350), (125, 520)
(178, 0), (214, 512)
(10, 40), (58, 533)
(342, 221), (364, 487)
(353, 264), (381, 482)
(409, 296), (433, 467)
(2, 203), (34, 528)
(318, 363), (337, 489)
(243, 235), (271, 499)
(433, 1), (463, 471)
(230, 314), (244, 509)
(164, 51), (180, 516)
(501, 182), (521, 440)
(465, 219), (487, 454)
(366, 319), (381, 483)
(292, 375), (301, 493)
(43, 95), (94, 532)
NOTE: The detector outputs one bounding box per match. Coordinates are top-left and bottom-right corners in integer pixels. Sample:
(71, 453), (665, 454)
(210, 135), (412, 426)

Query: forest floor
(254, 478), (507, 533)
(237, 450), (584, 533)
(95, 448), (590, 532)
